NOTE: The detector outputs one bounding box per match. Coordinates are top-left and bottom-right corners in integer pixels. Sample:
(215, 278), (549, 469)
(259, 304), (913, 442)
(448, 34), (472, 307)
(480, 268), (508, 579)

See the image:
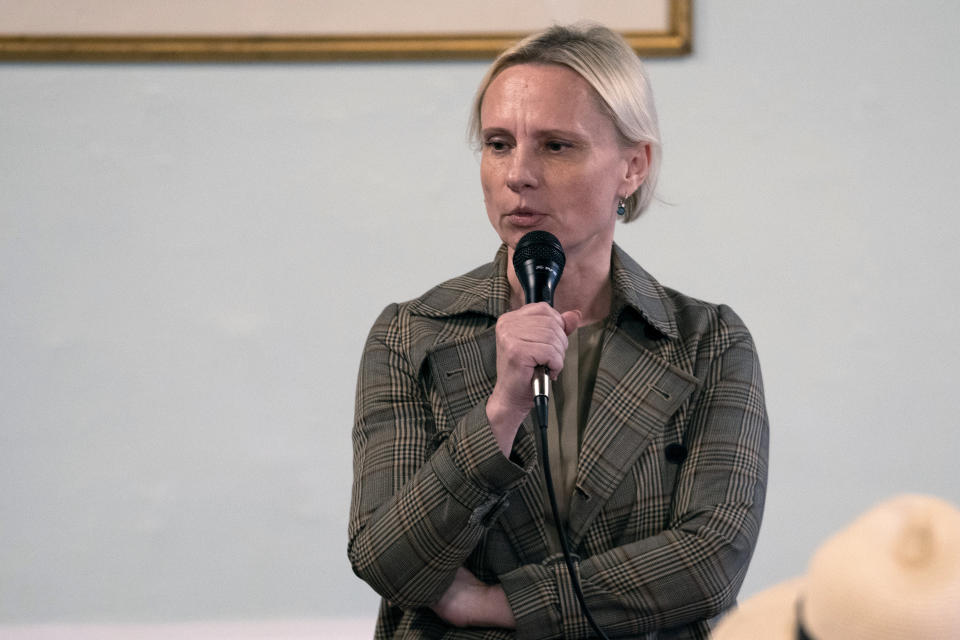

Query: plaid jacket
(349, 245), (768, 639)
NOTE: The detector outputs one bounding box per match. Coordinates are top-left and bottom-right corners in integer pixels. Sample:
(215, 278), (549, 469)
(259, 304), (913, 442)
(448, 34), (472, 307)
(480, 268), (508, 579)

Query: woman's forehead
(485, 64), (590, 101)
(480, 64), (611, 133)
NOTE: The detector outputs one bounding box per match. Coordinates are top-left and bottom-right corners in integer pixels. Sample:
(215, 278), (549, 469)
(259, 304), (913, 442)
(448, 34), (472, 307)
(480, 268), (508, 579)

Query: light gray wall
(2, 1), (959, 626)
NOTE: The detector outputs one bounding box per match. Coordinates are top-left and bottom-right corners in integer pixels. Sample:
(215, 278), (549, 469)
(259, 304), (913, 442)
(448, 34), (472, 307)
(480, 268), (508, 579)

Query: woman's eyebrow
(480, 126), (585, 139)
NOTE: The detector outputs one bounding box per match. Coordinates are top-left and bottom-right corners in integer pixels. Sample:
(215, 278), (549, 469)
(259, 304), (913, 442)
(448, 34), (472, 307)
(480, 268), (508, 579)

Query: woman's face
(480, 63), (648, 260)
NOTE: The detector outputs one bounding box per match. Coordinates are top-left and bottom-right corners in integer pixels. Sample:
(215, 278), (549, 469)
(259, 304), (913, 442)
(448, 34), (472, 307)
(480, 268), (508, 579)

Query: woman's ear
(622, 142), (651, 196)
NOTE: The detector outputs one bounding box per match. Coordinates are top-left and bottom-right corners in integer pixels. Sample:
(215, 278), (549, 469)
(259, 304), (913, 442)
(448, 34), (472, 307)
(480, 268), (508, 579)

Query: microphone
(512, 230), (565, 422)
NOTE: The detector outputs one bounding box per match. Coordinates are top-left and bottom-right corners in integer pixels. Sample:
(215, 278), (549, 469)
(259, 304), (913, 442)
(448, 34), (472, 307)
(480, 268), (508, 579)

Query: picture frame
(0, 0), (691, 61)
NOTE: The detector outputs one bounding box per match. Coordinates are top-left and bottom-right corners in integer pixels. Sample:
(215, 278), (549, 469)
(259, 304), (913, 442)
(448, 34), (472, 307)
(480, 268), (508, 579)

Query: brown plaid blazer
(349, 245), (768, 639)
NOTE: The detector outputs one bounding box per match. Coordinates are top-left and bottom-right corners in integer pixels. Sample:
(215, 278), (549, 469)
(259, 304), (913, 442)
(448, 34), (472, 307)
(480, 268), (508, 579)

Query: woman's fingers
(496, 304), (569, 372)
(561, 309), (582, 336)
(490, 303), (579, 416)
(487, 304), (580, 450)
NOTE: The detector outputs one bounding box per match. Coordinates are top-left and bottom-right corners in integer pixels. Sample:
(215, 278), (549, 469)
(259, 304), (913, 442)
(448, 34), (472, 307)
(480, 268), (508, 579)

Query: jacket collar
(408, 243), (679, 340)
(608, 244), (679, 340)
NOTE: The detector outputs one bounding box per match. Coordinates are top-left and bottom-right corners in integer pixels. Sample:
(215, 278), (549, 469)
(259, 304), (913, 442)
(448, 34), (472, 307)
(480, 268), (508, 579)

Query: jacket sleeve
(499, 310), (769, 639)
(348, 303), (538, 608)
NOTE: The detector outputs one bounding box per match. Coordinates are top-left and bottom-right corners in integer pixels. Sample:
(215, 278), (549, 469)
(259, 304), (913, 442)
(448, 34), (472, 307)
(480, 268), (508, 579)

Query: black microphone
(512, 230), (565, 422)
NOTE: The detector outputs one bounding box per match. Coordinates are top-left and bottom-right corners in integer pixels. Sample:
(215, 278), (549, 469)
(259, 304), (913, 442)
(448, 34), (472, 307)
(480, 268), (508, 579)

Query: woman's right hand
(486, 303), (580, 456)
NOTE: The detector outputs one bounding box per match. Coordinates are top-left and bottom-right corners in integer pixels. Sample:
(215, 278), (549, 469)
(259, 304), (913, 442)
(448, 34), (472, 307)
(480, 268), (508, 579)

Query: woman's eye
(485, 140), (508, 152)
(546, 141), (570, 152)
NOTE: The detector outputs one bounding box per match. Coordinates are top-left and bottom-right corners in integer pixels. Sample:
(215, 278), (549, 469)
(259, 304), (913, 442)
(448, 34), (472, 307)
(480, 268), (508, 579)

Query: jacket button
(665, 443), (688, 464)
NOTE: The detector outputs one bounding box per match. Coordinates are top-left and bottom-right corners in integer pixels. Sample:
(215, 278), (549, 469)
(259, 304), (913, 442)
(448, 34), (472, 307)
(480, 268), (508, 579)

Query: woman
(349, 23), (768, 639)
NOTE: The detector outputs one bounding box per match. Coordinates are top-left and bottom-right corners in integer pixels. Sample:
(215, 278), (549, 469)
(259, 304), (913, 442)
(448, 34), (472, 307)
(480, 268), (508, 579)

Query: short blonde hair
(469, 23), (662, 222)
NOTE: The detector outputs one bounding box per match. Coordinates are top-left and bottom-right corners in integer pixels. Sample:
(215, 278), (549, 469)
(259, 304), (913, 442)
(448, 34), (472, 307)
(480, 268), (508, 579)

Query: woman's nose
(506, 145), (539, 192)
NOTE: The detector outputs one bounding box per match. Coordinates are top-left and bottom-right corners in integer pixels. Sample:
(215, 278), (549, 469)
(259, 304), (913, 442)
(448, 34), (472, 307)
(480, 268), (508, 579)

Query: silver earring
(617, 198), (626, 216)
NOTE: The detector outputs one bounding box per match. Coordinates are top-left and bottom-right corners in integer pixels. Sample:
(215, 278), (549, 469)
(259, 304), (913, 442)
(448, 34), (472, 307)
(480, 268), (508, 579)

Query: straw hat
(712, 494), (960, 639)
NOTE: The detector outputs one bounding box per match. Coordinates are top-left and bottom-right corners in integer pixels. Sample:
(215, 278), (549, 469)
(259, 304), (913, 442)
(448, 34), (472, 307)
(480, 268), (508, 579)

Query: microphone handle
(532, 365), (550, 400)
(532, 366), (550, 438)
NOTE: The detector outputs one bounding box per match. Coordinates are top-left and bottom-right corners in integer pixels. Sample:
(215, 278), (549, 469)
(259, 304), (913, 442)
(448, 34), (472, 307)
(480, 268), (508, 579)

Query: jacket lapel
(566, 324), (699, 548)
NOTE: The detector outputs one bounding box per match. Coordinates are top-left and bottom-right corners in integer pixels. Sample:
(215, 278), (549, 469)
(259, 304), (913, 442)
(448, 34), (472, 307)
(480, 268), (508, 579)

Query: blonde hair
(468, 23), (662, 221)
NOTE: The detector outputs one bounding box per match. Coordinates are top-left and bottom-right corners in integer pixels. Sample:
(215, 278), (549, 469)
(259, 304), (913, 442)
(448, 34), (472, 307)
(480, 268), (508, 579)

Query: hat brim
(711, 577), (805, 640)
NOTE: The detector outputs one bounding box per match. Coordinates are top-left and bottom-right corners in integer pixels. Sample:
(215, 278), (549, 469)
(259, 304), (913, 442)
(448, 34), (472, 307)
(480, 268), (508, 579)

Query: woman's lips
(506, 209), (547, 226)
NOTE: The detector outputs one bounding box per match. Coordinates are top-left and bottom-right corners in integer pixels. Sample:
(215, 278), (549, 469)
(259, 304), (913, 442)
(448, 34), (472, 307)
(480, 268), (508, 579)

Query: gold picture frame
(0, 0), (690, 61)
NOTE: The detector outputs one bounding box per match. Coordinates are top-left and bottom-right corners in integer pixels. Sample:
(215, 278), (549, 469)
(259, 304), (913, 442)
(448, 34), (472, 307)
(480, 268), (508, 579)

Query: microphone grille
(512, 230), (566, 272)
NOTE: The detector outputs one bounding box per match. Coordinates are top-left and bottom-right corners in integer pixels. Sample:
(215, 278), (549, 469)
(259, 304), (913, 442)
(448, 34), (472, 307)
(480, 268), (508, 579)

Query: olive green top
(543, 320), (606, 553)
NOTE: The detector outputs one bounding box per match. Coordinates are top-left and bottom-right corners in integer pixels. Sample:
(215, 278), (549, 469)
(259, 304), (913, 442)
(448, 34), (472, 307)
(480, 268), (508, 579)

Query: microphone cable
(534, 396), (611, 640)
